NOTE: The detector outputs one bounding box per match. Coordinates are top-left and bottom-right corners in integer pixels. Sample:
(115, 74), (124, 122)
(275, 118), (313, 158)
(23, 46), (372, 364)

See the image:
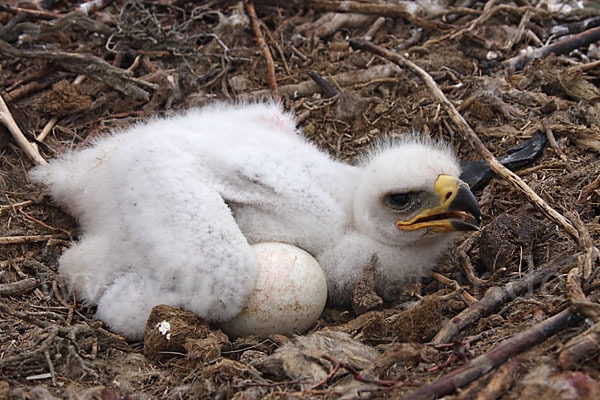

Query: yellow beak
(396, 175), (482, 232)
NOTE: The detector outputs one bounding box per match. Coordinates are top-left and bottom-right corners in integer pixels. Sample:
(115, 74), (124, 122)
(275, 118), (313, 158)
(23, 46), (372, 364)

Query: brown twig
(543, 122), (573, 171)
(558, 322), (600, 369)
(245, 64), (401, 99)
(305, 0), (448, 30)
(0, 278), (40, 296)
(0, 93), (47, 165)
(77, 0), (116, 15)
(504, 26), (600, 70)
(260, 21), (291, 76)
(474, 357), (525, 400)
(6, 75), (64, 101)
(307, 72), (339, 98)
(402, 304), (581, 400)
(0, 234), (62, 245)
(566, 266), (600, 321)
(547, 16), (600, 38)
(0, 39), (152, 101)
(577, 173), (600, 204)
(243, 0), (280, 102)
(349, 39), (580, 243)
(431, 272), (478, 304)
(432, 255), (578, 344)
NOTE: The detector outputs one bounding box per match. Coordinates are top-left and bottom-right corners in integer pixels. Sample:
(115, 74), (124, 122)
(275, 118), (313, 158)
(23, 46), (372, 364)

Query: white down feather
(31, 102), (461, 339)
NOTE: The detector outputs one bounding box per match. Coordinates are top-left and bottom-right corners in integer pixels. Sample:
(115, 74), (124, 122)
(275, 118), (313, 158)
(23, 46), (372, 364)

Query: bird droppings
(143, 305), (229, 364)
(156, 321), (171, 340)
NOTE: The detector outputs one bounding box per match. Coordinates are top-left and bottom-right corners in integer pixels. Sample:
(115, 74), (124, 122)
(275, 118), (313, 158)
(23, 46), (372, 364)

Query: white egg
(219, 242), (328, 338)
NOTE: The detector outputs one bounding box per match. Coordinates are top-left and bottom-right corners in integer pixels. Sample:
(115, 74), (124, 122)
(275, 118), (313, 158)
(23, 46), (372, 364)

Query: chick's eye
(384, 193), (413, 211)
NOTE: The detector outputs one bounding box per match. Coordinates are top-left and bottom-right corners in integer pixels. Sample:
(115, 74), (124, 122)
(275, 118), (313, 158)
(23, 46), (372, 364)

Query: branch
(432, 255), (578, 344)
(0, 278), (40, 296)
(0, 94), (47, 165)
(402, 306), (580, 400)
(0, 39), (152, 101)
(504, 26), (600, 70)
(243, 0), (280, 102)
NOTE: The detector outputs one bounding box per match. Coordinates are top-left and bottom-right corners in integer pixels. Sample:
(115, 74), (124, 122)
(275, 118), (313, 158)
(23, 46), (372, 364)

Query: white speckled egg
(219, 242), (328, 338)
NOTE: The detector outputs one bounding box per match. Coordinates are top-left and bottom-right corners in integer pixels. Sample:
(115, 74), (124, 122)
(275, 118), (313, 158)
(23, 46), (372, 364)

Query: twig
(504, 26), (600, 70)
(307, 72), (339, 98)
(362, 16), (386, 41)
(245, 64), (401, 99)
(0, 5), (58, 19)
(260, 21), (291, 76)
(0, 93), (47, 165)
(566, 266), (600, 321)
(0, 278), (40, 296)
(431, 272), (478, 304)
(475, 357), (524, 400)
(6, 75), (64, 101)
(558, 322), (600, 369)
(0, 326), (59, 368)
(349, 39), (580, 243)
(0, 234), (62, 245)
(503, 10), (531, 52)
(567, 211), (600, 281)
(0, 39), (152, 101)
(547, 16), (600, 38)
(543, 123), (572, 171)
(432, 255), (578, 344)
(456, 235), (487, 288)
(402, 305), (581, 400)
(577, 173), (600, 204)
(44, 350), (57, 386)
(243, 0), (280, 102)
(305, 0), (448, 30)
(77, 0), (116, 15)
(0, 200), (33, 212)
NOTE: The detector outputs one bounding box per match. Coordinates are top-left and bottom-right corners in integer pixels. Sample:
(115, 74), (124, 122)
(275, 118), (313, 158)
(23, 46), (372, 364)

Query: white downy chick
(31, 102), (481, 339)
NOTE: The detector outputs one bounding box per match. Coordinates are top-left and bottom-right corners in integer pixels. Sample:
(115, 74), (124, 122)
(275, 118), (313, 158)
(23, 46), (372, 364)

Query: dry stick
(0, 234), (60, 245)
(430, 271), (477, 304)
(77, 0), (116, 15)
(349, 40), (580, 243)
(432, 255), (578, 344)
(567, 211), (600, 280)
(260, 21), (291, 76)
(577, 173), (600, 204)
(37, 74), (86, 142)
(503, 9), (530, 52)
(0, 39), (152, 101)
(566, 266), (600, 321)
(558, 321), (600, 368)
(547, 16), (600, 38)
(243, 0), (280, 103)
(246, 64), (401, 99)
(305, 0), (449, 30)
(543, 123), (572, 171)
(504, 26), (600, 70)
(362, 16), (386, 41)
(401, 305), (581, 400)
(0, 277), (40, 296)
(474, 357), (525, 400)
(0, 94), (47, 165)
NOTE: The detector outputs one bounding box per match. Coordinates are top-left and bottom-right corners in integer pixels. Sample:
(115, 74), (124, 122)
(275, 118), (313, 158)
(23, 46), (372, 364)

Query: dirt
(1, 0), (600, 399)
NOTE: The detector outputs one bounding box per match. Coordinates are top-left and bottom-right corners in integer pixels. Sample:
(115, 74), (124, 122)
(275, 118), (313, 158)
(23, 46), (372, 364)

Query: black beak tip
(449, 184), (482, 231)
